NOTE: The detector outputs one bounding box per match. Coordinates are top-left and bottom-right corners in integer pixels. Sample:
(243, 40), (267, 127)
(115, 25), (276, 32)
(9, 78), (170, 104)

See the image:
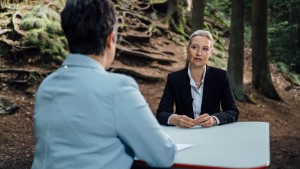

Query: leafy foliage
(203, 0), (231, 70)
(268, 0), (300, 74)
(205, 0), (231, 29)
(275, 62), (300, 85)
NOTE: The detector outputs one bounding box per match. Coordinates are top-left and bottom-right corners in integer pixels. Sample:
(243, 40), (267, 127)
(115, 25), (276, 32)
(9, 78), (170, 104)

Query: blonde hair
(188, 30), (214, 48)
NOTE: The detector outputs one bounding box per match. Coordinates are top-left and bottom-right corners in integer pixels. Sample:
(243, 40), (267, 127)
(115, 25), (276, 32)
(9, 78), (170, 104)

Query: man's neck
(88, 53), (106, 68)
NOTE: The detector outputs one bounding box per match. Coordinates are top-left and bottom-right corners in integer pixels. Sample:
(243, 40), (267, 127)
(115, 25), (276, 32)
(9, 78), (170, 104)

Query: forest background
(0, 0), (299, 169)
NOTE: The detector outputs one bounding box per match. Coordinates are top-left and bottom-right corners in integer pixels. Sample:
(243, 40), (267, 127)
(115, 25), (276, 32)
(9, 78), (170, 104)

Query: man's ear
(106, 31), (116, 48)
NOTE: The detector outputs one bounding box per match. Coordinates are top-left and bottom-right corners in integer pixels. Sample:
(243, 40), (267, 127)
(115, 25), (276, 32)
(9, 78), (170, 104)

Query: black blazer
(156, 66), (239, 125)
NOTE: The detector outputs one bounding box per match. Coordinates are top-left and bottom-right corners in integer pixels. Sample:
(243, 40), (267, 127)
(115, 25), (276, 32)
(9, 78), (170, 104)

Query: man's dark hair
(61, 0), (117, 55)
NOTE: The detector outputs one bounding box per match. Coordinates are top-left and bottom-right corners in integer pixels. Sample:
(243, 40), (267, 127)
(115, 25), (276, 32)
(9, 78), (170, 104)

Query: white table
(133, 122), (270, 169)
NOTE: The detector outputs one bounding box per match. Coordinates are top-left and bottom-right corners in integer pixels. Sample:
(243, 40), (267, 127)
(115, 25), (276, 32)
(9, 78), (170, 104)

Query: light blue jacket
(31, 54), (176, 169)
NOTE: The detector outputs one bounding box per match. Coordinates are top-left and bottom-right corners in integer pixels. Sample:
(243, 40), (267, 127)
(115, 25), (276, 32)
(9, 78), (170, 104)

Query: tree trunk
(228, 0), (253, 103)
(296, 2), (300, 51)
(163, 0), (178, 28)
(163, 0), (188, 37)
(191, 0), (205, 32)
(252, 0), (281, 100)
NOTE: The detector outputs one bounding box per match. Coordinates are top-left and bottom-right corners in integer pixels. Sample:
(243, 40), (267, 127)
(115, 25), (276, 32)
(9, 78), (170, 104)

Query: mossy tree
(162, 0), (189, 38)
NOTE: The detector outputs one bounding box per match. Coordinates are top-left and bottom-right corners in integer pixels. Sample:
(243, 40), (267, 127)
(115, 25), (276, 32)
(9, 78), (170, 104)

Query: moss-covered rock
(20, 2), (67, 64)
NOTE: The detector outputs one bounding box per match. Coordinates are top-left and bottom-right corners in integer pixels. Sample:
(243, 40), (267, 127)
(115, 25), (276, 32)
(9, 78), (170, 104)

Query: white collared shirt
(188, 65), (220, 124)
(187, 64), (205, 118)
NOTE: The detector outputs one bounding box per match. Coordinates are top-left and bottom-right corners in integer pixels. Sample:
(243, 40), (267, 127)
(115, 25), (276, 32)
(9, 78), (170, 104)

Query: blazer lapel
(201, 65), (211, 113)
(180, 67), (194, 118)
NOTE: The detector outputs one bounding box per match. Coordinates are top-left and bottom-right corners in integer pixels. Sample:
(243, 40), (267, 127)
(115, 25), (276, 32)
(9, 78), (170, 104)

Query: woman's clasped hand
(170, 113), (216, 128)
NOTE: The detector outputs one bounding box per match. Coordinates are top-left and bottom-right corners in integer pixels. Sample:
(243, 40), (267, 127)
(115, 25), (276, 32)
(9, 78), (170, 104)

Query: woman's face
(187, 35), (213, 68)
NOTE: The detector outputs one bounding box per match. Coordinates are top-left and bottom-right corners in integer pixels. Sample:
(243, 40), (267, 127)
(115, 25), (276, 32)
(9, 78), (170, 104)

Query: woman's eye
(191, 46), (197, 50)
(203, 48), (209, 51)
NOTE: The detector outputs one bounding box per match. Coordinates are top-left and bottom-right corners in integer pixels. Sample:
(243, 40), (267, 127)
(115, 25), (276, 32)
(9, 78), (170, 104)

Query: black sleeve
(213, 72), (239, 124)
(156, 75), (175, 125)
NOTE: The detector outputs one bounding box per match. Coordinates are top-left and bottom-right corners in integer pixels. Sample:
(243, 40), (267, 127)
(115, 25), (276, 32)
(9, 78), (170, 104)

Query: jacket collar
(62, 53), (105, 72)
(181, 66), (193, 118)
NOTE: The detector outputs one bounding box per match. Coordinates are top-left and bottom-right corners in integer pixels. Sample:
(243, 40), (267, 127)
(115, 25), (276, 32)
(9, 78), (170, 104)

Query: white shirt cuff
(212, 116), (220, 125)
(167, 114), (175, 124)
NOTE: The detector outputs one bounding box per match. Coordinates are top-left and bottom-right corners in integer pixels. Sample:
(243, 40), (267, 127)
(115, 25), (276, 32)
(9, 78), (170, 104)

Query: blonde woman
(156, 30), (239, 128)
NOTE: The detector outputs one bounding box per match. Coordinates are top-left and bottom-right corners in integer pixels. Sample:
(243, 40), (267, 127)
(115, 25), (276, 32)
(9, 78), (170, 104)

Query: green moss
(20, 2), (67, 64)
(59, 37), (68, 48)
(275, 62), (289, 73)
(215, 50), (226, 59)
(46, 21), (63, 35)
(20, 18), (47, 31)
(21, 29), (42, 46)
(52, 55), (65, 62)
(274, 62), (300, 85)
(289, 74), (300, 85)
(23, 4), (61, 21)
(150, 0), (167, 4)
(54, 0), (66, 10)
(209, 55), (227, 70)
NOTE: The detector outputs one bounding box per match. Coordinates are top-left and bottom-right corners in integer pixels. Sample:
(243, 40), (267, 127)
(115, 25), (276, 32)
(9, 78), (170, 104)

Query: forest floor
(1, 34), (300, 169)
